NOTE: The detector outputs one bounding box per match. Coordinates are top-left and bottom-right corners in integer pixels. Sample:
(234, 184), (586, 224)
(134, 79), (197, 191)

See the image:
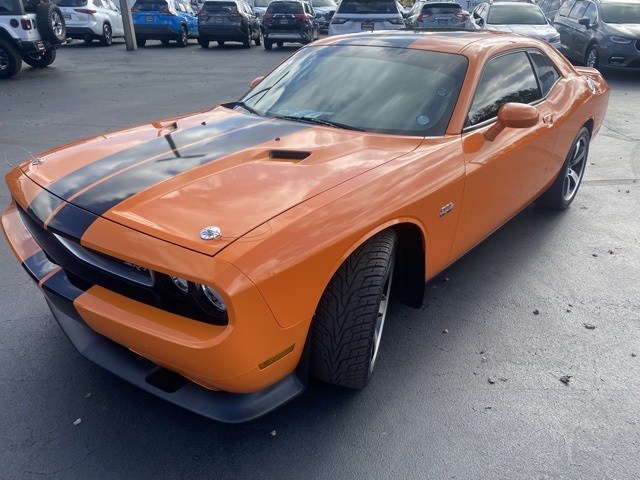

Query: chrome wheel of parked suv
(100, 23), (113, 46)
(585, 45), (599, 69)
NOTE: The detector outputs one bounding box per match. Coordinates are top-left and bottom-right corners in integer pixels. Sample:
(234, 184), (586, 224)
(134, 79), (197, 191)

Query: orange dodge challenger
(2, 30), (609, 422)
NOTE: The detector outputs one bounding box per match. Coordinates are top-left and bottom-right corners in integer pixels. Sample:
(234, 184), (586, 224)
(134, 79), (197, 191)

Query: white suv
(328, 0), (404, 36)
(53, 0), (124, 46)
(0, 0), (67, 78)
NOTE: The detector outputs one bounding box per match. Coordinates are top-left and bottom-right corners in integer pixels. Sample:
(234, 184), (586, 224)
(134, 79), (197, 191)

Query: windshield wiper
(223, 101), (262, 116)
(271, 115), (366, 132)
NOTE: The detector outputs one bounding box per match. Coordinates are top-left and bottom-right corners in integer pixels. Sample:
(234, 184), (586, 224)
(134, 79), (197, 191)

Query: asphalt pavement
(0, 39), (639, 479)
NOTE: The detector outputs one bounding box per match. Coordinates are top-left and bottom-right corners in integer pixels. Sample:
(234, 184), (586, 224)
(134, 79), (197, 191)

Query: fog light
(170, 276), (189, 294)
(199, 284), (226, 312)
(609, 56), (626, 65)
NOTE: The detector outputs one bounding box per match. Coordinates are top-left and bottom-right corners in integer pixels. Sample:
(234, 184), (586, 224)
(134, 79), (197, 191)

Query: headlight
(170, 276), (189, 294)
(610, 35), (632, 44)
(199, 284), (227, 312)
(548, 34), (560, 43)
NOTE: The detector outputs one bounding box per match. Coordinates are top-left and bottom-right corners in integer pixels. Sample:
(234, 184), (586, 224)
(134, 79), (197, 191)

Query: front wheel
(100, 23), (113, 46)
(176, 26), (188, 47)
(585, 44), (599, 69)
(310, 230), (397, 389)
(0, 38), (22, 78)
(23, 48), (56, 68)
(536, 127), (590, 209)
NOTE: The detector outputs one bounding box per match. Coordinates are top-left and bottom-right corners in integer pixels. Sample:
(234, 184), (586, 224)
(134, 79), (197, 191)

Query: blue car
(132, 0), (199, 46)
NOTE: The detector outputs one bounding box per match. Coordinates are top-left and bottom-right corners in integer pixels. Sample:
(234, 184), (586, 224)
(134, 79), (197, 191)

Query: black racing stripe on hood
(27, 113), (262, 225)
(48, 119), (310, 240)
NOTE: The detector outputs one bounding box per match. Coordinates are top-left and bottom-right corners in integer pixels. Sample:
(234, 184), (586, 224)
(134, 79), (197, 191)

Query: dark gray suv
(553, 0), (640, 70)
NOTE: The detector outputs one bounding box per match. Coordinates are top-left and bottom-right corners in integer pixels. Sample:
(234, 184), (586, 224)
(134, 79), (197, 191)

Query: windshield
(601, 3), (640, 23)
(240, 45), (468, 136)
(54, 0), (89, 6)
(133, 0), (169, 10)
(337, 0), (400, 15)
(487, 4), (547, 24)
(254, 0), (270, 6)
(312, 0), (336, 6)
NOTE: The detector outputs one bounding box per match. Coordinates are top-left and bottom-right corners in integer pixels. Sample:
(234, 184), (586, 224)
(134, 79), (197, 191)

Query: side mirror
(250, 76), (265, 89)
(484, 103), (539, 141)
(578, 17), (590, 27)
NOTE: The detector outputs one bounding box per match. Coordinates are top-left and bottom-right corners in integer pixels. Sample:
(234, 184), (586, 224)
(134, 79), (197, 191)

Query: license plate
(438, 19), (448, 25)
(214, 17), (222, 22)
(146, 15), (154, 21)
(35, 41), (45, 51)
(361, 22), (373, 29)
(63, 13), (71, 19)
(280, 19), (288, 24)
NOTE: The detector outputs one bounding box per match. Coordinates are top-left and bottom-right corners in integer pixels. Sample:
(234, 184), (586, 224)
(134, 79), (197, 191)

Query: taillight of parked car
(455, 12), (467, 20)
(417, 13), (430, 21)
(74, 8), (98, 14)
(294, 14), (307, 19)
(262, 13), (273, 19)
(20, 19), (33, 29)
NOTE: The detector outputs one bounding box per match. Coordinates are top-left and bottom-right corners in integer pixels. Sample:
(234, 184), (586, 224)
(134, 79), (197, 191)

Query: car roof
(315, 29), (552, 55)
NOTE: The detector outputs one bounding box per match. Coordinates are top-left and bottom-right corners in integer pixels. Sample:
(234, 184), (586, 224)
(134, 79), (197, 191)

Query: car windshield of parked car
(203, 1), (238, 12)
(337, 0), (400, 14)
(267, 1), (304, 13)
(54, 0), (90, 5)
(312, 0), (336, 6)
(240, 45), (467, 136)
(254, 0), (270, 5)
(133, 0), (169, 10)
(487, 4), (547, 24)
(601, 3), (640, 23)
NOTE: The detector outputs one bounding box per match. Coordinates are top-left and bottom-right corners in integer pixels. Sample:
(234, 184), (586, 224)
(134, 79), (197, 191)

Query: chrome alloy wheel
(51, 11), (64, 37)
(370, 254), (395, 372)
(563, 135), (587, 203)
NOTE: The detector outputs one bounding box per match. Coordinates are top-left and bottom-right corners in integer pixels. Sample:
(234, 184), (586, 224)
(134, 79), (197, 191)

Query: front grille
(54, 234), (154, 287)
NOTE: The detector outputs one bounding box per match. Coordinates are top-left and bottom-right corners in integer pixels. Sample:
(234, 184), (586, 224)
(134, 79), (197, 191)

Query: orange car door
(450, 50), (559, 261)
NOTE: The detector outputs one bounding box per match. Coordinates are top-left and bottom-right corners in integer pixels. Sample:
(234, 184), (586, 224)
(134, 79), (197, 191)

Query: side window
(94, 0), (105, 7)
(583, 1), (597, 22)
(528, 50), (561, 97)
(466, 51), (542, 127)
(556, 0), (575, 16)
(568, 0), (587, 19)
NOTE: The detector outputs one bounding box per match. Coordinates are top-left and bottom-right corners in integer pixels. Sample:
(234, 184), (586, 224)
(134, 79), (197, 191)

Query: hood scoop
(268, 150), (311, 161)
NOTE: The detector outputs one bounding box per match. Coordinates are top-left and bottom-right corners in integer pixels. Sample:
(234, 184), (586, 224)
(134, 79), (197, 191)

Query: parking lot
(1, 39), (639, 479)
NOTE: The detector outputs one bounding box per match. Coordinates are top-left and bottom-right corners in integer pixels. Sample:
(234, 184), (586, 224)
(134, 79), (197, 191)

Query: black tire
(264, 39), (272, 50)
(276, 41), (283, 47)
(83, 35), (94, 44)
(137, 37), (146, 47)
(0, 38), (22, 79)
(536, 127), (590, 210)
(242, 28), (251, 48)
(177, 26), (188, 47)
(254, 31), (261, 46)
(310, 230), (397, 389)
(36, 3), (67, 45)
(161, 39), (170, 45)
(585, 44), (599, 69)
(23, 48), (56, 68)
(99, 23), (113, 46)
(217, 40), (225, 46)
(198, 36), (210, 48)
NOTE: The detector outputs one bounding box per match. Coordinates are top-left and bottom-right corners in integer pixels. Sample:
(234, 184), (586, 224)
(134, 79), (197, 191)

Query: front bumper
(2, 195), (311, 422)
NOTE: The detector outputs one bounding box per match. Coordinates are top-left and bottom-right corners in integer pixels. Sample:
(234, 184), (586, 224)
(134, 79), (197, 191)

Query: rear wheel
(161, 38), (170, 45)
(0, 38), (22, 79)
(536, 127), (590, 209)
(99, 23), (113, 46)
(198, 36), (210, 48)
(83, 35), (93, 44)
(264, 39), (272, 50)
(36, 3), (66, 44)
(22, 48), (56, 68)
(217, 40), (225, 46)
(177, 25), (188, 47)
(276, 41), (283, 47)
(242, 29), (251, 48)
(137, 38), (146, 47)
(310, 230), (397, 389)
(254, 30), (261, 46)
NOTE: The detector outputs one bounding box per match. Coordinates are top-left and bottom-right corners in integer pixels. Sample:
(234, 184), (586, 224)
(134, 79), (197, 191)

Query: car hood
(606, 23), (640, 37)
(21, 107), (422, 256)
